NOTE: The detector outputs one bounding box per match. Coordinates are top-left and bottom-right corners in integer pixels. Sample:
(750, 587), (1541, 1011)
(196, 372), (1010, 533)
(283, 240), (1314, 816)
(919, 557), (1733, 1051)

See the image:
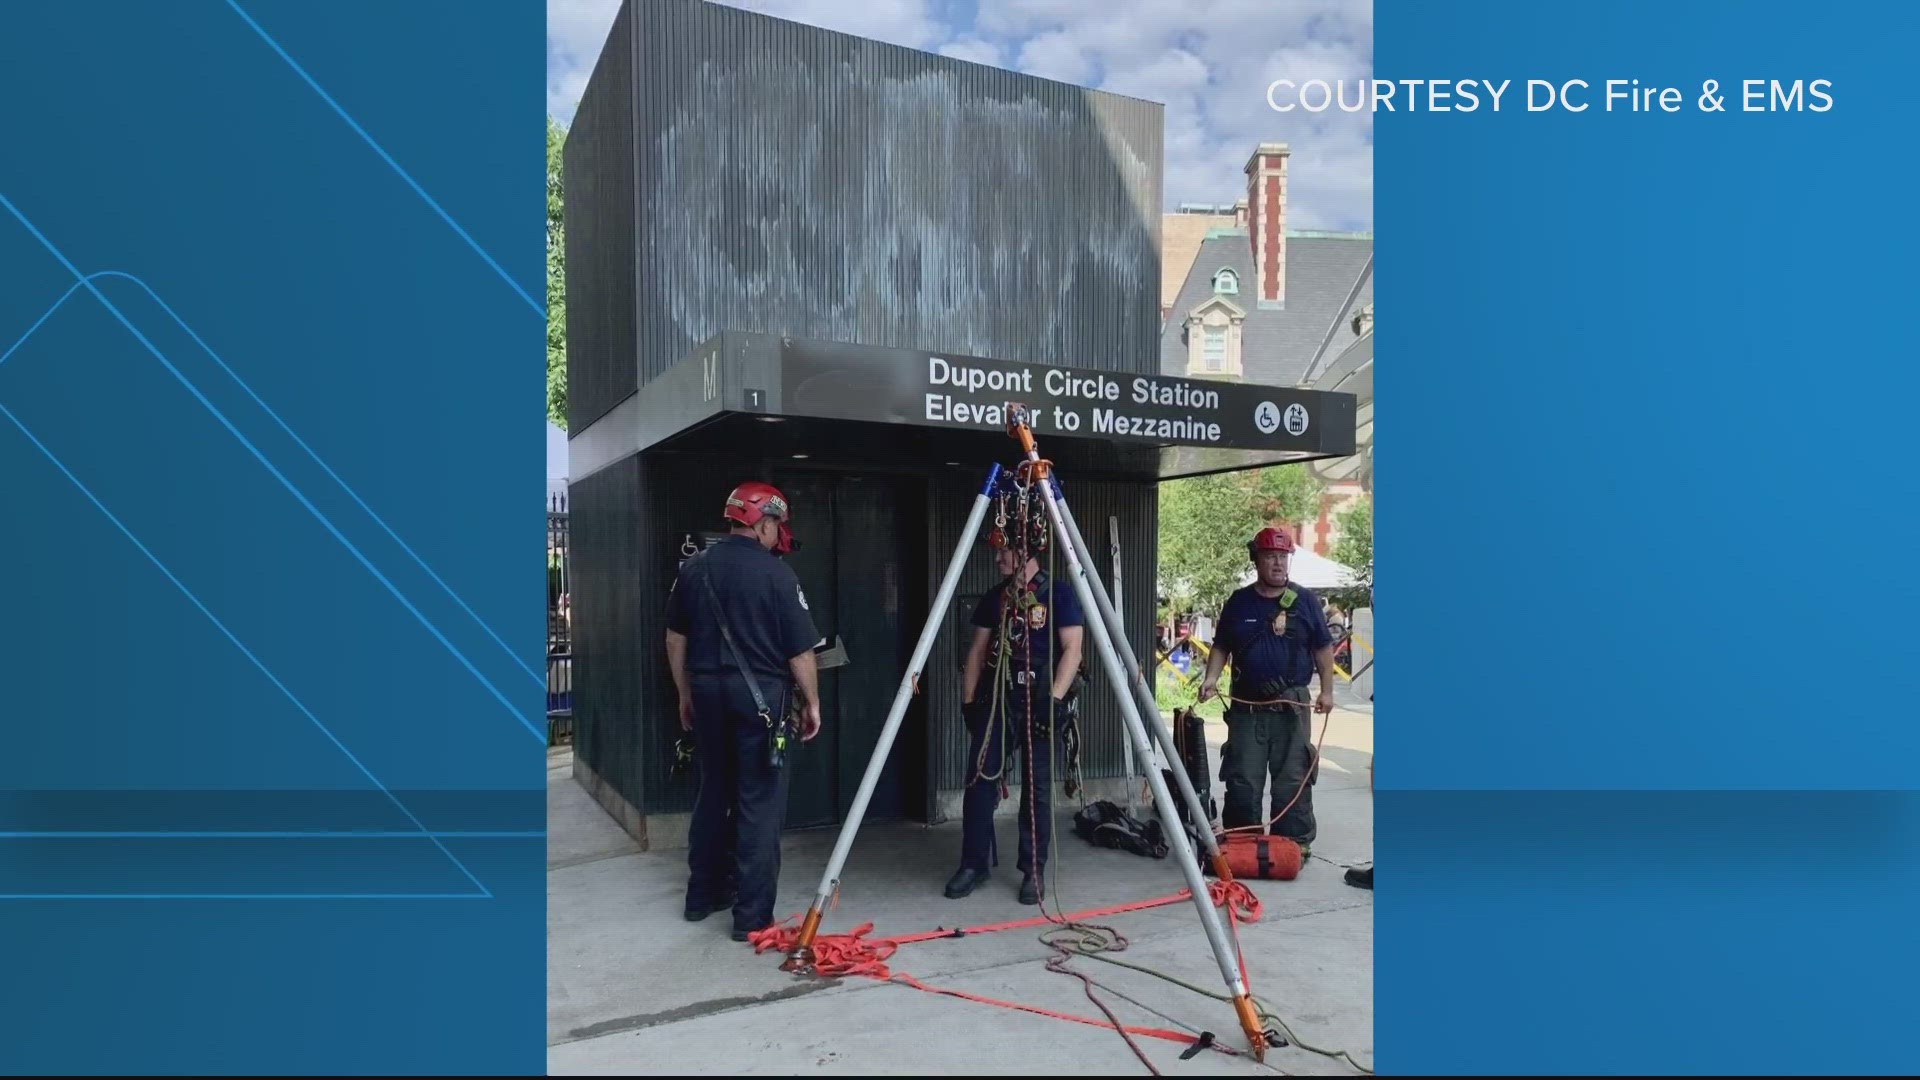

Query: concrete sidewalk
(548, 708), (1373, 1076)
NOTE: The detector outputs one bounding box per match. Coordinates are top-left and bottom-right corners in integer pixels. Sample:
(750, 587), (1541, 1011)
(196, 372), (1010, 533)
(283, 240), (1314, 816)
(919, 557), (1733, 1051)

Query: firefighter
(664, 481), (823, 942)
(945, 532), (1085, 905)
(1197, 526), (1336, 858)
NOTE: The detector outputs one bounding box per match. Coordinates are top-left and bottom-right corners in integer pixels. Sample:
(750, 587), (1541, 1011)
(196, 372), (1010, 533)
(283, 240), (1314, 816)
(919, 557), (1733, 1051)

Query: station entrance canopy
(569, 332), (1359, 482)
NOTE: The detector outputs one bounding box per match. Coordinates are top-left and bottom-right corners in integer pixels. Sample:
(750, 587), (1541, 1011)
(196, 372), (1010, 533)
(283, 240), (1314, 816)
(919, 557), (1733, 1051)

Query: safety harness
(970, 466), (1083, 802)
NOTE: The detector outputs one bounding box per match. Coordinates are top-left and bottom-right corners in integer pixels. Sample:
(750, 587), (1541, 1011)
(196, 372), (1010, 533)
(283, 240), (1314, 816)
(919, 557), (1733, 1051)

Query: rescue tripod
(779, 404), (1274, 1061)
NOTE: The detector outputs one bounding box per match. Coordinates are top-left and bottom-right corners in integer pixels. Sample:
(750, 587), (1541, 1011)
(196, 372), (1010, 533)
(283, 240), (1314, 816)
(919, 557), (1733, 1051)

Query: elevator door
(769, 471), (922, 830)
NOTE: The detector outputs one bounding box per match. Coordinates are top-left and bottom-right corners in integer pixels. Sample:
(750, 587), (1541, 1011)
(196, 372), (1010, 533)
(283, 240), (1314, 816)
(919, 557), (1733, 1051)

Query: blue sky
(547, 0), (1373, 232)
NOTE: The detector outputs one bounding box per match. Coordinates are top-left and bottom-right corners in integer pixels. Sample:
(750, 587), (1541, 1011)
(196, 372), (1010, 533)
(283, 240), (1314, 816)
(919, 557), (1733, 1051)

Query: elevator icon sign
(1283, 403), (1310, 436)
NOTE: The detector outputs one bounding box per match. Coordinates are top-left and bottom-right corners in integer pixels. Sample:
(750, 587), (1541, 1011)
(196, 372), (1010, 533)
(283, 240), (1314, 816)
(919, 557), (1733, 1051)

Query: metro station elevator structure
(561, 0), (1356, 849)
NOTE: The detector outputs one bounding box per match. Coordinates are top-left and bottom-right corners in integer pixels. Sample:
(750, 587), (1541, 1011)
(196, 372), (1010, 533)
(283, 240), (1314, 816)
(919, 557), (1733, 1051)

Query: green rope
(1036, 927), (1375, 1074)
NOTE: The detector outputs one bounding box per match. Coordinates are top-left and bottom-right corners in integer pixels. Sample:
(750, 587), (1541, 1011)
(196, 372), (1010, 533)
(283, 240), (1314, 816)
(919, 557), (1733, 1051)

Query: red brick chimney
(1244, 143), (1289, 304)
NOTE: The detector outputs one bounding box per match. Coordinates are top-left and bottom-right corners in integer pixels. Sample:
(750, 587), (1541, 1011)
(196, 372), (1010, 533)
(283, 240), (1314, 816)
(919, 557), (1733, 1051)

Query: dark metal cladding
(565, 0), (1164, 436)
(559, 1), (639, 436)
(567, 454), (650, 816)
(562, 0), (1179, 839)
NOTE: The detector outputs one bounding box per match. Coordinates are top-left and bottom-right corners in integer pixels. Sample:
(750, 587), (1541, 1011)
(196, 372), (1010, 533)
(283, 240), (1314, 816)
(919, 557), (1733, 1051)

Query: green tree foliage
(547, 115), (568, 429)
(1327, 498), (1374, 613)
(1157, 464), (1322, 620)
(1332, 498), (1371, 570)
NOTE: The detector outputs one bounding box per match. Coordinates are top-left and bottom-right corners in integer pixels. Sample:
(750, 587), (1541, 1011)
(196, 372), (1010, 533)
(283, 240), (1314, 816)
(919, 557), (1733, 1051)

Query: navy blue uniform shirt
(970, 570), (1085, 682)
(666, 535), (821, 689)
(1214, 580), (1332, 700)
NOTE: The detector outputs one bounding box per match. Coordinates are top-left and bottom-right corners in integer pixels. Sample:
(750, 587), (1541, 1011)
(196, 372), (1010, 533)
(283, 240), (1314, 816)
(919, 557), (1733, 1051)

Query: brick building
(1159, 142), (1373, 556)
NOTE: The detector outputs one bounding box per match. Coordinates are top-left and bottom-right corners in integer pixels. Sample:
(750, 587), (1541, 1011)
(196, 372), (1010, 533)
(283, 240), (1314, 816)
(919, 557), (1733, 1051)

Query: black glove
(1048, 687), (1080, 722)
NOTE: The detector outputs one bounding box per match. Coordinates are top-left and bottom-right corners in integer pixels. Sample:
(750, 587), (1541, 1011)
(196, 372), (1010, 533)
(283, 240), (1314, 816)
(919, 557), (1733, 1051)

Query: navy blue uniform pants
(960, 695), (1062, 875)
(686, 676), (793, 932)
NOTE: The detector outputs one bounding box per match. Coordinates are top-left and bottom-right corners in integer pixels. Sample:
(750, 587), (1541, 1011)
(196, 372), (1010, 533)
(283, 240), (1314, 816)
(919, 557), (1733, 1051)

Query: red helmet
(723, 481), (790, 528)
(1248, 526), (1295, 556)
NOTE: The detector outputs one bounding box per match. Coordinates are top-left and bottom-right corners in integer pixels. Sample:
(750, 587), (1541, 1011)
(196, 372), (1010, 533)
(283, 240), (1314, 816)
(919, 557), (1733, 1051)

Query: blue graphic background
(1380, 0), (1920, 1073)
(0, 1), (543, 1072)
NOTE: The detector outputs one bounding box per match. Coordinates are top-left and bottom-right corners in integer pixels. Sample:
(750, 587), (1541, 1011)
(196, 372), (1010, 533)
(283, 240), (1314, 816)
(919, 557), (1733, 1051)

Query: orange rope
(1195, 692), (1335, 840)
(888, 972), (1231, 1052)
(748, 881), (1262, 976)
(747, 880), (1262, 1047)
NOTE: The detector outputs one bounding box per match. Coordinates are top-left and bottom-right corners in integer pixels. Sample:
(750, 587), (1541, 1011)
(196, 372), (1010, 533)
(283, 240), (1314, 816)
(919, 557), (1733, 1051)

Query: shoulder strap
(696, 559), (772, 721)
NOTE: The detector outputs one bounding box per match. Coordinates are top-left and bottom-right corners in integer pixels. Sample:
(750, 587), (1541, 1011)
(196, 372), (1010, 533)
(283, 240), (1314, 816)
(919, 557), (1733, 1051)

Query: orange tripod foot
(1233, 994), (1268, 1062)
(779, 906), (825, 974)
(1210, 852), (1236, 885)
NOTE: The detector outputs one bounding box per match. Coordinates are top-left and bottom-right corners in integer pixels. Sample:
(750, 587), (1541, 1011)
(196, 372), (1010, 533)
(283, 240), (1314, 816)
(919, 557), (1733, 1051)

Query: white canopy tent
(1238, 545), (1362, 591)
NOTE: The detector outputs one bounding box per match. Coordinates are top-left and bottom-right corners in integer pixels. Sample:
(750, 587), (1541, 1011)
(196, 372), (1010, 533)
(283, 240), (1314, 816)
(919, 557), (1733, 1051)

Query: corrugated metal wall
(564, 0), (1171, 831)
(626, 0), (1163, 387)
(560, 1), (638, 434)
(568, 454), (649, 812)
(923, 472), (1159, 805)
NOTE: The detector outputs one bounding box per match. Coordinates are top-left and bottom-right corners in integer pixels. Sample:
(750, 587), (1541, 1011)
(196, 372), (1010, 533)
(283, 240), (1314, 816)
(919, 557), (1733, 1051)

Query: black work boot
(683, 884), (736, 922)
(944, 866), (990, 898)
(1344, 865), (1373, 890)
(1018, 872), (1042, 906)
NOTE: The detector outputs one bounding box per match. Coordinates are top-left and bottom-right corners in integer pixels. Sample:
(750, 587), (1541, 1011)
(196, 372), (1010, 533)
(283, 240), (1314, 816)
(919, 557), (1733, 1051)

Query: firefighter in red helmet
(1195, 525), (1337, 859)
(664, 480), (822, 941)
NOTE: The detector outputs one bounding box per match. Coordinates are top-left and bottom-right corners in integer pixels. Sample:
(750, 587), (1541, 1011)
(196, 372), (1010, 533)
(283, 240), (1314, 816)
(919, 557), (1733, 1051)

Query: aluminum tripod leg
(1017, 451), (1268, 1060)
(1108, 515), (1135, 815)
(1052, 486), (1227, 869)
(782, 464), (1002, 973)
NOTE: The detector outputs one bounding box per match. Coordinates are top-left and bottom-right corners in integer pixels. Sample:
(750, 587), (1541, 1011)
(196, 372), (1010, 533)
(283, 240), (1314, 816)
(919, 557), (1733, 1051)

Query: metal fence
(548, 491), (573, 745)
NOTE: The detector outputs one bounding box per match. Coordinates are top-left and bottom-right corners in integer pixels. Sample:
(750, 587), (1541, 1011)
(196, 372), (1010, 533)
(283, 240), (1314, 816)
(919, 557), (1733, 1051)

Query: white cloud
(937, 36), (1003, 67)
(973, 0), (1374, 229)
(735, 0), (947, 49)
(549, 0), (946, 123)
(1015, 29), (1098, 86)
(547, 0), (621, 122)
(547, 0), (1373, 228)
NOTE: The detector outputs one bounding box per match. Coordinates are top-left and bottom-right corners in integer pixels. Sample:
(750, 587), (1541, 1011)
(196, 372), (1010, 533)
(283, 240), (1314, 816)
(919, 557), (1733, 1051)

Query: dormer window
(1212, 268), (1239, 295)
(1183, 295), (1247, 380)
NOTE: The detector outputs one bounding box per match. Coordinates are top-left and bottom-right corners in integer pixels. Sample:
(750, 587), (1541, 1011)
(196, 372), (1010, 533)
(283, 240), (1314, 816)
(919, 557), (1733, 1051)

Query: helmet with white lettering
(723, 481), (789, 528)
(724, 481), (796, 555)
(1248, 526), (1295, 557)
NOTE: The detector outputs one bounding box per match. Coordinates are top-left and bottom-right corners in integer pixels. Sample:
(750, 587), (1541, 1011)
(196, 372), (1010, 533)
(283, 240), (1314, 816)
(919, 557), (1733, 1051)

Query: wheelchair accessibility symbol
(1254, 401), (1282, 434)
